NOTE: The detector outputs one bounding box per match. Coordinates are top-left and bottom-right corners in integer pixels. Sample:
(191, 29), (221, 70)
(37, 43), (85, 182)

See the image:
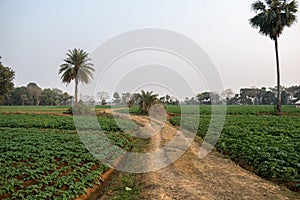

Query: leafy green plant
(0, 125), (134, 199)
(170, 113), (300, 191)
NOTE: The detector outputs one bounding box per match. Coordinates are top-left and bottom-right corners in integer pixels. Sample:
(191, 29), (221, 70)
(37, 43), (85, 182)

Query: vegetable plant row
(0, 114), (137, 132)
(166, 105), (300, 115)
(0, 106), (110, 114)
(0, 113), (137, 199)
(170, 115), (300, 191)
(0, 127), (133, 200)
(0, 106), (69, 114)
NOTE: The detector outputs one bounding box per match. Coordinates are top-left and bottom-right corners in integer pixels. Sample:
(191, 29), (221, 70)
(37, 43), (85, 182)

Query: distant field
(166, 105), (300, 115)
(0, 106), (69, 114)
(0, 105), (112, 114)
(116, 105), (300, 116)
(2, 105), (299, 115)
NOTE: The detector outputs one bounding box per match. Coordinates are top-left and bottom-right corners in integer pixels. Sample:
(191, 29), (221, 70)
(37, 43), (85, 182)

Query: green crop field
(0, 106), (112, 115)
(166, 105), (300, 115)
(170, 105), (300, 191)
(0, 106), (69, 114)
(118, 105), (300, 115)
(0, 114), (137, 131)
(0, 109), (137, 199)
(1, 105), (300, 198)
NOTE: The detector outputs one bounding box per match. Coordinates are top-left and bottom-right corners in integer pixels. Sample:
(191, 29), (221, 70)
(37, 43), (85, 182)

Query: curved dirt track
(100, 109), (300, 200)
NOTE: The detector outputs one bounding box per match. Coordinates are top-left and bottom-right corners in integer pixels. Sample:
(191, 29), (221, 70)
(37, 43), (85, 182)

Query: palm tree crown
(59, 48), (95, 105)
(138, 90), (159, 114)
(250, 0), (297, 40)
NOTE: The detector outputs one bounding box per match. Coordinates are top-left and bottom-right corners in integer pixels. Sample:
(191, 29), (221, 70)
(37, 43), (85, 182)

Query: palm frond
(251, 1), (266, 12)
(59, 64), (71, 74)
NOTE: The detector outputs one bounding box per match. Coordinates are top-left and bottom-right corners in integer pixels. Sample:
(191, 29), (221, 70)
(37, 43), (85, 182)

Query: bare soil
(139, 143), (300, 200)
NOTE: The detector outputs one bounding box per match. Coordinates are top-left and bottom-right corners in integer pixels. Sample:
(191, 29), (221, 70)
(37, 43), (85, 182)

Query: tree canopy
(0, 58), (15, 105)
(249, 0), (298, 40)
(138, 90), (159, 114)
(59, 48), (95, 106)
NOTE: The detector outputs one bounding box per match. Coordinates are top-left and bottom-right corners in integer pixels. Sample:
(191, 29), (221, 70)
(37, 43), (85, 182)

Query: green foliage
(249, 0), (298, 40)
(59, 48), (95, 85)
(138, 90), (159, 114)
(3, 85), (72, 106)
(0, 106), (69, 113)
(116, 106), (140, 114)
(166, 105), (300, 115)
(40, 88), (72, 106)
(218, 116), (300, 190)
(0, 59), (15, 104)
(170, 111), (300, 190)
(0, 114), (137, 132)
(0, 113), (136, 199)
(0, 128), (109, 199)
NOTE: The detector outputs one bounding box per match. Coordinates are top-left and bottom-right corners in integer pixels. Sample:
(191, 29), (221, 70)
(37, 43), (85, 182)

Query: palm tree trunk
(75, 77), (78, 107)
(274, 37), (281, 113)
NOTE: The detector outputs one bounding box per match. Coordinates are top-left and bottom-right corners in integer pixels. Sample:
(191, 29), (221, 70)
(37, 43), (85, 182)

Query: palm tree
(249, 0), (298, 113)
(138, 90), (159, 114)
(59, 48), (95, 106)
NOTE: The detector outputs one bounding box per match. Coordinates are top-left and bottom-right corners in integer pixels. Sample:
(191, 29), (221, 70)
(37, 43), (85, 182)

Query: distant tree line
(225, 86), (300, 105)
(3, 82), (72, 106)
(81, 85), (300, 107)
(0, 57), (73, 106)
(183, 86), (300, 105)
(95, 92), (180, 107)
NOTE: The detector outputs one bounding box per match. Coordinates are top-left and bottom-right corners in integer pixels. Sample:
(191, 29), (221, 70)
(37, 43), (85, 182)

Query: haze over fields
(1, 0), (299, 96)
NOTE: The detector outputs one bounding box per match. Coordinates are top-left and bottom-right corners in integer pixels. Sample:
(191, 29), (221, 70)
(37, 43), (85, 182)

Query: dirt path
(100, 109), (300, 200)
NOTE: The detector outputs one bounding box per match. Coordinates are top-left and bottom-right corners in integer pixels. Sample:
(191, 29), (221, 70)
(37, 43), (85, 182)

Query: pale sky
(1, 0), (299, 97)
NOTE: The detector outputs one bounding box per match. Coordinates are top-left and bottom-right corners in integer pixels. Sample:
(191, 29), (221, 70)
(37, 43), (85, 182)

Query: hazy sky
(1, 0), (299, 97)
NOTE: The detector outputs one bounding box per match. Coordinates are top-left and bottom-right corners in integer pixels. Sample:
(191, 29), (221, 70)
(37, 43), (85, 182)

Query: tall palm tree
(138, 90), (159, 114)
(249, 0), (298, 113)
(59, 48), (95, 106)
